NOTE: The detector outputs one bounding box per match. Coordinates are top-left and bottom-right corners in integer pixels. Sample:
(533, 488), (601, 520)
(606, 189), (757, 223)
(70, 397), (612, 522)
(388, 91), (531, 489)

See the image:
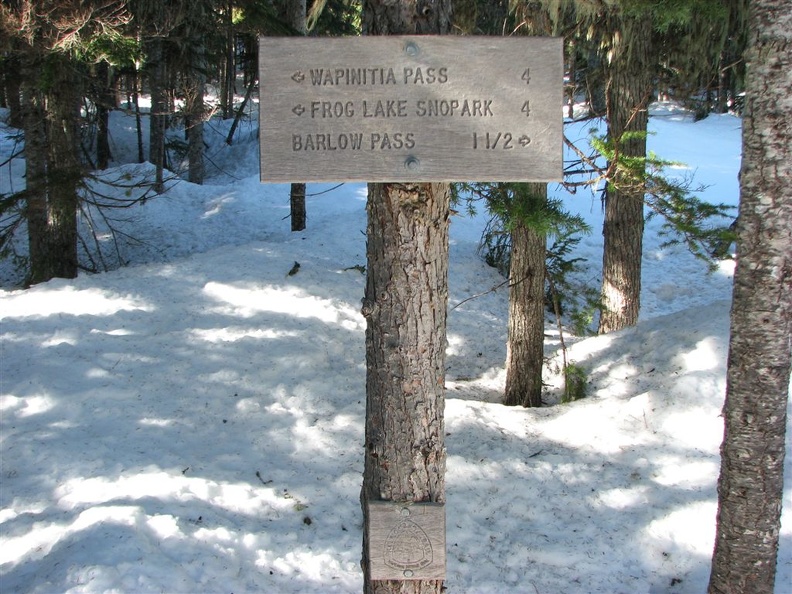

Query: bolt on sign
(259, 36), (563, 182)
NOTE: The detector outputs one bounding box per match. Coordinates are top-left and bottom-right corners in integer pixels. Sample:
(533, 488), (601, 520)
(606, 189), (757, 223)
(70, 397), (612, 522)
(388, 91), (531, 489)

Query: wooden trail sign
(259, 36), (563, 182)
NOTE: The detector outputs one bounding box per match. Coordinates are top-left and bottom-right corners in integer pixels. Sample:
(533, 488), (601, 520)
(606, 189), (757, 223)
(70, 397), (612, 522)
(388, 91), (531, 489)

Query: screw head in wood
(404, 156), (420, 171)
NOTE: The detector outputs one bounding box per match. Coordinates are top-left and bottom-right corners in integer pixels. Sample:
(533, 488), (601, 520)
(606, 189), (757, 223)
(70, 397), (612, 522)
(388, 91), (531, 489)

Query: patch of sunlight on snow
(0, 287), (152, 320)
(0, 505), (141, 566)
(645, 500), (717, 556)
(600, 362), (639, 383)
(146, 514), (181, 539)
(193, 525), (238, 556)
(570, 332), (615, 360)
(263, 549), (352, 583)
(593, 485), (650, 509)
(49, 420), (78, 429)
(716, 258), (735, 277)
(676, 337), (720, 372)
(139, 417), (174, 427)
(86, 367), (111, 379)
(202, 193), (237, 218)
(292, 420), (338, 454)
(236, 398), (261, 413)
(0, 508), (18, 523)
(652, 456), (718, 489)
(90, 328), (135, 336)
(660, 408), (723, 452)
(542, 402), (650, 454)
(446, 333), (465, 356)
(54, 471), (298, 517)
(189, 326), (299, 343)
(202, 281), (363, 329)
(0, 394), (57, 418)
(41, 330), (79, 347)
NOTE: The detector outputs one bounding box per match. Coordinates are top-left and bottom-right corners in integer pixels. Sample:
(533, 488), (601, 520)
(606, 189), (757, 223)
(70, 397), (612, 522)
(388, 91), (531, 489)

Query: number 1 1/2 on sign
(472, 132), (532, 150)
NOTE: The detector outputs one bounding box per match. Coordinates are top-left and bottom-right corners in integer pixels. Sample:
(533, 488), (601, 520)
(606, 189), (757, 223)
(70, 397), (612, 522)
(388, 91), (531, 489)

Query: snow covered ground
(1, 101), (790, 594)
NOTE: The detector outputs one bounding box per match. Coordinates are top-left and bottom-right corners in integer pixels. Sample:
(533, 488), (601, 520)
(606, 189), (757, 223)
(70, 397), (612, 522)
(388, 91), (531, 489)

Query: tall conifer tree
(708, 0), (791, 591)
(1, 1), (130, 283)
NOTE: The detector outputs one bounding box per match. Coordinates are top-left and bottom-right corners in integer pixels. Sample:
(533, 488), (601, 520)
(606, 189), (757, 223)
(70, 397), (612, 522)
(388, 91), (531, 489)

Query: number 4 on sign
(522, 69), (530, 84)
(521, 101), (530, 117)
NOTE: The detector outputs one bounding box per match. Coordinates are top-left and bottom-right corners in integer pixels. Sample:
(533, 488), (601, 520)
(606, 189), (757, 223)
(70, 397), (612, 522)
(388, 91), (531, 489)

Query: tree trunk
(290, 183), (306, 231)
(360, 2), (452, 592)
(132, 65), (145, 164)
(2, 53), (23, 128)
(147, 37), (167, 191)
(566, 39), (576, 119)
(716, 50), (728, 114)
(23, 54), (81, 284)
(221, 0), (235, 119)
(186, 82), (205, 184)
(225, 76), (256, 145)
(504, 184), (547, 408)
(184, 0), (209, 185)
(361, 182), (450, 594)
(277, 0), (308, 231)
(184, 49), (206, 185)
(598, 13), (653, 334)
(585, 50), (607, 118)
(43, 56), (81, 280)
(707, 1), (792, 592)
(95, 61), (114, 170)
(20, 59), (49, 285)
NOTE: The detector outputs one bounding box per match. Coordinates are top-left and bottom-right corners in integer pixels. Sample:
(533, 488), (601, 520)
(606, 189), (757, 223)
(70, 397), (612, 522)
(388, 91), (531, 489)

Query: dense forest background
(1, 0), (744, 292)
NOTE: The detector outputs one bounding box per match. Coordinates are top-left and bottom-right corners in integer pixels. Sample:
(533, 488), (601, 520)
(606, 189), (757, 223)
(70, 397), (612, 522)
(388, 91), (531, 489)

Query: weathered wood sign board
(259, 36), (563, 182)
(366, 501), (446, 580)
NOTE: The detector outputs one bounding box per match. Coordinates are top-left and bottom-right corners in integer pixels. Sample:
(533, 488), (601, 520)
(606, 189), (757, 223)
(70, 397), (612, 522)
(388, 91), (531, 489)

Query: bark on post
(707, 1), (792, 592)
(361, 182), (450, 594)
(360, 2), (452, 592)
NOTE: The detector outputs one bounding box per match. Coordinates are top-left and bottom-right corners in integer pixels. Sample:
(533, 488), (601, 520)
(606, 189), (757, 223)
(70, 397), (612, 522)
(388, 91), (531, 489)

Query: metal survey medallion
(259, 36), (563, 182)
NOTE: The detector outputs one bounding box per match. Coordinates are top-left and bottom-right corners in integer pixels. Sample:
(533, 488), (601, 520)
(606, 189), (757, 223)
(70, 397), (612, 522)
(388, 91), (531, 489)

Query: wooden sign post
(259, 32), (562, 593)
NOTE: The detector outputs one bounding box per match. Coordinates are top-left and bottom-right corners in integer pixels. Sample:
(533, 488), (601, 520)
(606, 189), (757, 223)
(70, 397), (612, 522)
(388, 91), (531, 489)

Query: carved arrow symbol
(291, 71), (305, 83)
(518, 135), (531, 147)
(292, 105), (305, 116)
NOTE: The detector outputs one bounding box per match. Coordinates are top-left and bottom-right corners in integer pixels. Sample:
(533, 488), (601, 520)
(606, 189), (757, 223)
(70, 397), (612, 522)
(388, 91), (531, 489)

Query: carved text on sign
(259, 36), (562, 182)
